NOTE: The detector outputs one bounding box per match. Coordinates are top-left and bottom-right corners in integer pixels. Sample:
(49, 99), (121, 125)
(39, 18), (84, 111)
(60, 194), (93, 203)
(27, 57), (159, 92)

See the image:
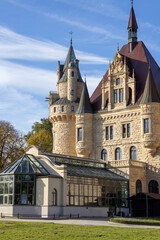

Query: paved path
(1, 217), (160, 229)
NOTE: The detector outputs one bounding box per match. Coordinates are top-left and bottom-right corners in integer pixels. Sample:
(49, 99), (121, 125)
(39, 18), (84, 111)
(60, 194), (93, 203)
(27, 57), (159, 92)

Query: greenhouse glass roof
(0, 154), (49, 175)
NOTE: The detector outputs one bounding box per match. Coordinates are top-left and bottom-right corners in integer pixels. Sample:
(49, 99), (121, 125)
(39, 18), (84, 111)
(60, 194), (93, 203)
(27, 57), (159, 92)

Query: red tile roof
(90, 41), (160, 111)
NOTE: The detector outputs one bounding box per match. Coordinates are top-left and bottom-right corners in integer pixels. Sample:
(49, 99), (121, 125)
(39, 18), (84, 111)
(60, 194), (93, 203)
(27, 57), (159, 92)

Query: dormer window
(116, 78), (121, 85)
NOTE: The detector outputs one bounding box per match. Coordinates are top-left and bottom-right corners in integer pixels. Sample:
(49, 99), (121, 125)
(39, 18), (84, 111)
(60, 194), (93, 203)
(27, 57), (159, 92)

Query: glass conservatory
(0, 154), (49, 206)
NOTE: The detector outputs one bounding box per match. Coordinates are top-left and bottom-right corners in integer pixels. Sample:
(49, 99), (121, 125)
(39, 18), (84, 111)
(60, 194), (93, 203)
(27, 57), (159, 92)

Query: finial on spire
(131, 0), (133, 7)
(84, 74), (86, 83)
(69, 31), (73, 45)
(117, 43), (119, 52)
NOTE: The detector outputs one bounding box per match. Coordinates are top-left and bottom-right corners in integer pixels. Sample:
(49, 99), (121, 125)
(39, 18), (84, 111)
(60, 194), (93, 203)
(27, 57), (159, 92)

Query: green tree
(25, 118), (53, 153)
(0, 121), (26, 170)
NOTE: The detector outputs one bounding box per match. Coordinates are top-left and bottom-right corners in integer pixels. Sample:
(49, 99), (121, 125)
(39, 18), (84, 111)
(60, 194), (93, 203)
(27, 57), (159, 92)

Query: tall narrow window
(144, 118), (149, 133)
(71, 71), (74, 77)
(115, 148), (121, 160)
(71, 106), (74, 112)
(122, 124), (126, 138)
(136, 180), (142, 194)
(62, 106), (64, 112)
(130, 146), (136, 160)
(106, 127), (109, 140)
(52, 188), (57, 206)
(101, 149), (107, 161)
(122, 124), (130, 138)
(77, 128), (82, 141)
(106, 126), (113, 140)
(114, 89), (118, 103)
(110, 126), (113, 139)
(127, 123), (130, 137)
(119, 88), (124, 102)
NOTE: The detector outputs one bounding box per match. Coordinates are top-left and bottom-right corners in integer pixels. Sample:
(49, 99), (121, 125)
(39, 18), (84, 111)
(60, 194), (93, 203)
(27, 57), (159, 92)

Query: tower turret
(75, 81), (93, 158)
(140, 65), (160, 155)
(49, 37), (84, 156)
(128, 0), (138, 53)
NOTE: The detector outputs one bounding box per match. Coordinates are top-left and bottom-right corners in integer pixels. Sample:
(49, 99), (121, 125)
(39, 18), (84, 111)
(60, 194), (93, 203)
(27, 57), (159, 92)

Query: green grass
(0, 221), (160, 240)
(110, 217), (160, 226)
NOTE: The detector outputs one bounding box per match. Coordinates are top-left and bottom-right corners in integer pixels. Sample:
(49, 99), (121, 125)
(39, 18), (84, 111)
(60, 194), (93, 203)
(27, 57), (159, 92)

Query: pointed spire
(63, 34), (76, 72)
(128, 1), (138, 29)
(140, 64), (160, 104)
(128, 1), (138, 53)
(76, 82), (93, 114)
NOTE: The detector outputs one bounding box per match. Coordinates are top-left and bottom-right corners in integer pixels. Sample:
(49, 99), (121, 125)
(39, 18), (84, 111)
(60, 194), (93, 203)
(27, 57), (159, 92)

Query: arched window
(130, 146), (136, 160)
(52, 188), (57, 206)
(71, 71), (74, 77)
(115, 148), (121, 160)
(149, 180), (159, 194)
(101, 149), (107, 161)
(136, 180), (142, 194)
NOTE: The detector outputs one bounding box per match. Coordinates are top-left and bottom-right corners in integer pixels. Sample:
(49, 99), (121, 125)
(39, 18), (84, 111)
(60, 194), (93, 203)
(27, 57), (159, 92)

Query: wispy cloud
(0, 60), (57, 96)
(5, 0), (125, 41)
(0, 60), (54, 133)
(0, 86), (48, 133)
(45, 13), (125, 41)
(54, 0), (128, 21)
(0, 26), (107, 64)
(140, 21), (160, 35)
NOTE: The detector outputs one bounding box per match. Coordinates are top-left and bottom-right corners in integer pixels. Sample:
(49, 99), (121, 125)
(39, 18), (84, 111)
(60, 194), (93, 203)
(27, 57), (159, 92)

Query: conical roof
(76, 82), (92, 114)
(128, 6), (138, 29)
(140, 65), (160, 104)
(59, 39), (83, 83)
(63, 39), (76, 71)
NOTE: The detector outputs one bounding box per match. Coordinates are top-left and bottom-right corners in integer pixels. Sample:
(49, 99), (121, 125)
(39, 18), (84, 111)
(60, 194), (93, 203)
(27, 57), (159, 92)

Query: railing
(108, 160), (130, 167)
(108, 159), (145, 168)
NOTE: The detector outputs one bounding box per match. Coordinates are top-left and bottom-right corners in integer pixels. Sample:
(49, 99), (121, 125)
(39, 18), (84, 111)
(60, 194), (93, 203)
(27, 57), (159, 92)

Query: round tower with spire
(49, 37), (84, 156)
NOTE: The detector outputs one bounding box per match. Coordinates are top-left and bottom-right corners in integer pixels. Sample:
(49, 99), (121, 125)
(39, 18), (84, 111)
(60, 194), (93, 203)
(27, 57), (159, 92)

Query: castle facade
(49, 3), (160, 198)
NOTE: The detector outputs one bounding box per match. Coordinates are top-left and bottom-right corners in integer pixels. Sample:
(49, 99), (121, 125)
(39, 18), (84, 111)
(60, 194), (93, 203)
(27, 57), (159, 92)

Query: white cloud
(0, 60), (57, 96)
(0, 86), (48, 133)
(45, 13), (125, 41)
(54, 0), (128, 21)
(0, 26), (107, 64)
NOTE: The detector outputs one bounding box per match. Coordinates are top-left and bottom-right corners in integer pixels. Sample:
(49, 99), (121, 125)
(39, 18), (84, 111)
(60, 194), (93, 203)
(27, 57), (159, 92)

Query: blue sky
(0, 0), (160, 134)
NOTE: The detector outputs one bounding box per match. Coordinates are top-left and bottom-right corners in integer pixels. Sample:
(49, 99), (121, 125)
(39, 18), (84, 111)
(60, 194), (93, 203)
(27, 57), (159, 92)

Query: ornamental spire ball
(131, 0), (133, 7)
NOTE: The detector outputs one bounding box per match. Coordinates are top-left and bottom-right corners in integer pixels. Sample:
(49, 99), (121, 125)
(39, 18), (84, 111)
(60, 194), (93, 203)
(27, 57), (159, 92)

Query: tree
(0, 121), (26, 170)
(25, 118), (53, 153)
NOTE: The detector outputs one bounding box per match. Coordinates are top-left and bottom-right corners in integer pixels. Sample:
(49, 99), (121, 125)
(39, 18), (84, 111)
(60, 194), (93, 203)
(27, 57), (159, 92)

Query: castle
(0, 2), (160, 218)
(49, 2), (160, 198)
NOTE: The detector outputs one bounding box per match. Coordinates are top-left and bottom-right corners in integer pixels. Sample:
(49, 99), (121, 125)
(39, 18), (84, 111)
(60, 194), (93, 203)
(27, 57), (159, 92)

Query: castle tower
(75, 81), (93, 158)
(140, 64), (160, 156)
(128, 0), (138, 53)
(49, 38), (84, 156)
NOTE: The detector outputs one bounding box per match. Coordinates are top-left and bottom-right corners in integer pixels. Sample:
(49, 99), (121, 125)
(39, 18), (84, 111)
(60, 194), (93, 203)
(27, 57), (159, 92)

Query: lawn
(0, 221), (160, 240)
